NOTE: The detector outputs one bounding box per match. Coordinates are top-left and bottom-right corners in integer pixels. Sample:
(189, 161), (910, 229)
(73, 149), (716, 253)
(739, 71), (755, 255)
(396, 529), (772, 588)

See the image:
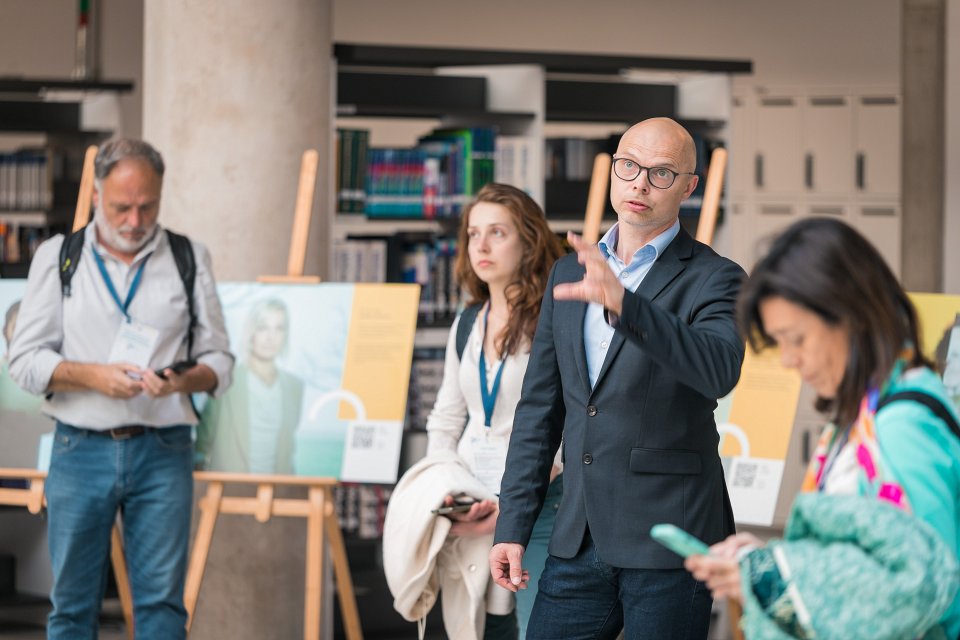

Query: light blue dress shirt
(583, 220), (680, 388)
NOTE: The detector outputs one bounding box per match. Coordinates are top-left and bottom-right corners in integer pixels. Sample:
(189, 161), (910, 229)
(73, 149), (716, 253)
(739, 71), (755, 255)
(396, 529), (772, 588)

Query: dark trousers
(526, 530), (712, 640)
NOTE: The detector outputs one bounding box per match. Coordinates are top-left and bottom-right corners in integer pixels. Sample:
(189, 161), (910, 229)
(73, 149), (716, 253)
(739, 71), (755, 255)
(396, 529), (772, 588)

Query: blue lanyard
(92, 247), (149, 322)
(478, 304), (506, 428)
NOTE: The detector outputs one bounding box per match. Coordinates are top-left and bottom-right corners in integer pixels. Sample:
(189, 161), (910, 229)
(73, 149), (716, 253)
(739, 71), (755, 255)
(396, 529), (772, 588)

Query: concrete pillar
(901, 0), (945, 292)
(143, 0), (332, 281)
(142, 3), (333, 638)
(945, 0), (960, 294)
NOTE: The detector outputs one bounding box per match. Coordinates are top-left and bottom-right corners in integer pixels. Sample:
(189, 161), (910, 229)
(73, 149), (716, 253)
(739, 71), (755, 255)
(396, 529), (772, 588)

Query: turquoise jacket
(741, 367), (960, 639)
(740, 494), (959, 640)
(877, 368), (960, 638)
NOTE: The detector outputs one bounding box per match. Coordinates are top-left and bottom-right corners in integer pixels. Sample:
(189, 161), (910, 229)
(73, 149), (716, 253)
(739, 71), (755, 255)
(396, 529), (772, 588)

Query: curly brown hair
(454, 183), (565, 357)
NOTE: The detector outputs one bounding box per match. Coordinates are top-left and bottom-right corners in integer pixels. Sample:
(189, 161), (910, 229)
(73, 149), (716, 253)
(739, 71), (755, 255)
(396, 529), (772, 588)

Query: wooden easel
(692, 147), (746, 640)
(183, 473), (362, 639)
(257, 149), (322, 285)
(183, 149), (362, 639)
(694, 147), (728, 246)
(581, 153), (611, 244)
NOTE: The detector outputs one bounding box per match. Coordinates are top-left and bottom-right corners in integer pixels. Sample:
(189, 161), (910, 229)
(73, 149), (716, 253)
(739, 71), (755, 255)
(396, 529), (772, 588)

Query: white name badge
(107, 320), (160, 370)
(471, 434), (508, 495)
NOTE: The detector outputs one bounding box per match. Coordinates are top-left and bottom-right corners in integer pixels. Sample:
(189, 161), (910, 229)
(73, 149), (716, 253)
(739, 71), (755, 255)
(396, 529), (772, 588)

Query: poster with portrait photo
(0, 279), (50, 471)
(194, 282), (419, 484)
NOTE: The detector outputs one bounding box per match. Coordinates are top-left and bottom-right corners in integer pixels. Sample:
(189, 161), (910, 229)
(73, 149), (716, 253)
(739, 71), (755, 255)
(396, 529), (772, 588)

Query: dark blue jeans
(527, 529), (712, 640)
(45, 422), (194, 640)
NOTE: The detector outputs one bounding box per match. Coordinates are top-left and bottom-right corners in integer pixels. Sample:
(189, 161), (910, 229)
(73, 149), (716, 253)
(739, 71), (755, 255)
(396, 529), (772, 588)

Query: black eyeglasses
(612, 157), (696, 190)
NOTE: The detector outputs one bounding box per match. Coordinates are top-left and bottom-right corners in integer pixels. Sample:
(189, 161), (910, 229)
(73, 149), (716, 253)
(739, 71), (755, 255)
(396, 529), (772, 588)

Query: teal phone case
(650, 524), (710, 558)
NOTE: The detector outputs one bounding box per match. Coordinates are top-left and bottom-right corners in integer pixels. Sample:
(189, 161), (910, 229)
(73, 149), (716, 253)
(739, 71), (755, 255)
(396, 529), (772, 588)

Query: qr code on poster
(733, 461), (758, 488)
(351, 425), (376, 449)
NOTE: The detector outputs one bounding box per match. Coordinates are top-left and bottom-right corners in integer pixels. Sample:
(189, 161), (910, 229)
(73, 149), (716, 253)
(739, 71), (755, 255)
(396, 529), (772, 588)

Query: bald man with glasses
(490, 118), (746, 639)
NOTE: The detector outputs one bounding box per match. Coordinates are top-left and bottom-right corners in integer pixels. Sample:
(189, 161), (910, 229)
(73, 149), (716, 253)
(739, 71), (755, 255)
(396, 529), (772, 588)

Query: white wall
(946, 0), (960, 294)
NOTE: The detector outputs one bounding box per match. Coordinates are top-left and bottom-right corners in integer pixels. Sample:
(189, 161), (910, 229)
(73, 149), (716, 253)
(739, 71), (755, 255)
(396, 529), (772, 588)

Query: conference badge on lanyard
(95, 248), (159, 370)
(474, 304), (508, 494)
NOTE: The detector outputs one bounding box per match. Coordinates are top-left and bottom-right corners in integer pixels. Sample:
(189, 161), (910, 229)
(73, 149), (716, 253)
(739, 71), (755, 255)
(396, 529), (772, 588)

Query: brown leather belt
(94, 425), (151, 440)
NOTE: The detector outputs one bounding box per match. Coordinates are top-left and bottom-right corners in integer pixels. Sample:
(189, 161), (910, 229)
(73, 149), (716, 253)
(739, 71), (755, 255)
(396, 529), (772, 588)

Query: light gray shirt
(583, 220), (679, 387)
(8, 224), (234, 429)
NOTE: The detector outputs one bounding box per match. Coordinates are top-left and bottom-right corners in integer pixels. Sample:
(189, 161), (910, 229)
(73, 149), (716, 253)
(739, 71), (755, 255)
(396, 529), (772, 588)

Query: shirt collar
(598, 220), (680, 265)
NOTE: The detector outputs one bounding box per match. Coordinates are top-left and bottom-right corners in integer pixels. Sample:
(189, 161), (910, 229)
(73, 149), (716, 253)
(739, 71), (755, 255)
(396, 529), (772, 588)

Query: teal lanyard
(92, 248), (149, 323)
(478, 304), (506, 428)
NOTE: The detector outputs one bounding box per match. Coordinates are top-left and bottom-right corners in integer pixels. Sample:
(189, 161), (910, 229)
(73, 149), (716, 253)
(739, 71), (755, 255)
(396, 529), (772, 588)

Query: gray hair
(94, 138), (165, 181)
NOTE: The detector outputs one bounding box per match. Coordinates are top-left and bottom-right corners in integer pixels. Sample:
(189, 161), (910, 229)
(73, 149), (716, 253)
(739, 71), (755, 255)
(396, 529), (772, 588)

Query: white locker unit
(855, 96), (900, 199)
(754, 96), (803, 196)
(727, 87), (901, 274)
(803, 95), (853, 198)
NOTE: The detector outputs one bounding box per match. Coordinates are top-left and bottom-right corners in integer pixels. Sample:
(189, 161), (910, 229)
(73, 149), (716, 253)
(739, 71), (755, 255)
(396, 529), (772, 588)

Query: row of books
(0, 151), (54, 211)
(334, 483), (393, 539)
(0, 222), (50, 264)
(406, 348), (445, 432)
(336, 129), (370, 214)
(331, 235), (465, 324)
(336, 126), (499, 219)
(329, 238), (387, 283)
(399, 238), (463, 324)
(494, 135), (538, 197)
(365, 127), (497, 218)
(545, 136), (617, 181)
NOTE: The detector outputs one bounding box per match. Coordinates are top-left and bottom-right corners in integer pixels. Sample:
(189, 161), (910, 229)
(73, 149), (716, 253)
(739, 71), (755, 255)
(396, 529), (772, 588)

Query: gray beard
(93, 205), (157, 254)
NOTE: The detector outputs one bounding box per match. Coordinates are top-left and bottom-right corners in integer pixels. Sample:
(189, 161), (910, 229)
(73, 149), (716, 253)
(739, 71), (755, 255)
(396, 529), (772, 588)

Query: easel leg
(324, 493), (363, 640)
(304, 487), (326, 640)
(110, 523), (135, 640)
(185, 481), (224, 633)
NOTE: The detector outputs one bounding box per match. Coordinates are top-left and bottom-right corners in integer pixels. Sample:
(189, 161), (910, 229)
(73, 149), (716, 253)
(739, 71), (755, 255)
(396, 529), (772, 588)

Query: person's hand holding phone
(680, 531), (764, 604)
(437, 494), (498, 537)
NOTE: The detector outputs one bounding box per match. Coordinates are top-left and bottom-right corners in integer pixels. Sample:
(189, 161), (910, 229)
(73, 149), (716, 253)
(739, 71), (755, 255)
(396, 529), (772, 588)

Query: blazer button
(582, 454), (593, 465)
(587, 405), (598, 417)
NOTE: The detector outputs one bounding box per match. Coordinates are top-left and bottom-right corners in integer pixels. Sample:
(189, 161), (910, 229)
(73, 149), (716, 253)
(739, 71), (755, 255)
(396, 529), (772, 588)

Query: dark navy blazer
(494, 227), (746, 569)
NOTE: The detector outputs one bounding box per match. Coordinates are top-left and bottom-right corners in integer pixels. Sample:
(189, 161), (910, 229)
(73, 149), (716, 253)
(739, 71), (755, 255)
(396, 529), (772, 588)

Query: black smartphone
(154, 359), (197, 379)
(430, 495), (477, 515)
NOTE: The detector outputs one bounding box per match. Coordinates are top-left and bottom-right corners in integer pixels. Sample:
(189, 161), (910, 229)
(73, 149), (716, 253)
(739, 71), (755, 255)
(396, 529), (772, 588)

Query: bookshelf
(0, 77), (134, 278)
(331, 43), (752, 232)
(329, 43), (751, 279)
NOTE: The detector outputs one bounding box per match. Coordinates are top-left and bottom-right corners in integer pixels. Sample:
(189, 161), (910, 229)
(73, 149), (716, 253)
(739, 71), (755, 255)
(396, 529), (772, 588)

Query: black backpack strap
(455, 303), (483, 360)
(877, 390), (960, 441)
(58, 226), (89, 297)
(164, 229), (197, 358)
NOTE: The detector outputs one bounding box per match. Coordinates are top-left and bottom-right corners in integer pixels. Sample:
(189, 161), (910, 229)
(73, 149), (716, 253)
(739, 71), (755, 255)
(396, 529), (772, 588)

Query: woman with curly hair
(425, 182), (565, 638)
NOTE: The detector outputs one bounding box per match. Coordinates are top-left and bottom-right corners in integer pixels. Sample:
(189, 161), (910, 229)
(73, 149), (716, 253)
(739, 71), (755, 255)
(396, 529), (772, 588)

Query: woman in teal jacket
(686, 218), (960, 639)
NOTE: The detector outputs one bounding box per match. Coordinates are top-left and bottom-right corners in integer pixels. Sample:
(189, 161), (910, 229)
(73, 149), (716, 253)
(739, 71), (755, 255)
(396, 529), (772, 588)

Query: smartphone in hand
(431, 495), (477, 515)
(154, 359), (197, 380)
(650, 524), (710, 558)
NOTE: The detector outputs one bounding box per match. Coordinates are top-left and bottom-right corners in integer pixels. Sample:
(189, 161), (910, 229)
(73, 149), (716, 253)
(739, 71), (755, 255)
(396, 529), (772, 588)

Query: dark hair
(737, 217), (929, 427)
(455, 183), (565, 357)
(95, 138), (165, 181)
